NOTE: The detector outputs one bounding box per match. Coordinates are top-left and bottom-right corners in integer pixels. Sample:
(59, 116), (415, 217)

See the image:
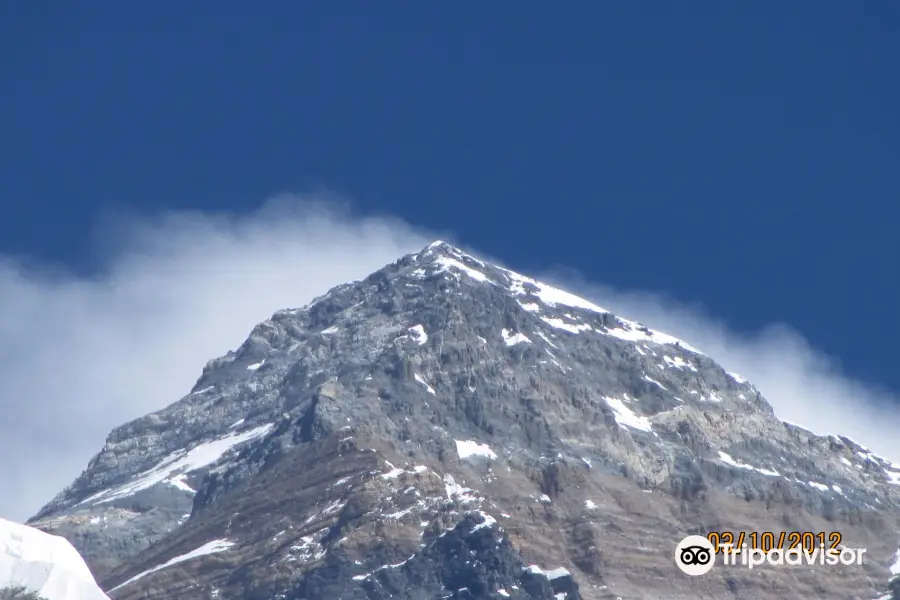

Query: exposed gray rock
(29, 241), (900, 599)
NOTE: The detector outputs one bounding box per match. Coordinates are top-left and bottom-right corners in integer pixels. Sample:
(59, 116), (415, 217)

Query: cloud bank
(0, 196), (432, 522)
(0, 196), (897, 522)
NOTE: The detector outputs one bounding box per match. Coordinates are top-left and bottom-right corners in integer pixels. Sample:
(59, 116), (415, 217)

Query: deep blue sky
(2, 3), (898, 389)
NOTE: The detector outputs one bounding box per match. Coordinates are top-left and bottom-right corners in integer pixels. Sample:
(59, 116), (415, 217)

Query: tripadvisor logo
(674, 535), (716, 576)
(674, 535), (867, 575)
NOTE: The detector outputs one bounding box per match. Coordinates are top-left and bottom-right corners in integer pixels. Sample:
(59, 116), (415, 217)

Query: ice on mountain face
(854, 449), (900, 479)
(246, 360), (265, 371)
(534, 330), (558, 348)
(109, 539), (234, 592)
(354, 553), (417, 582)
(80, 424), (274, 505)
(470, 511), (498, 532)
(539, 316), (592, 334)
(604, 324), (701, 354)
(727, 371), (748, 384)
(890, 549), (900, 575)
(443, 474), (479, 503)
(544, 349), (567, 372)
(167, 474), (195, 494)
(500, 329), (531, 346)
(1, 518), (110, 600)
(524, 565), (572, 580)
(642, 375), (667, 391)
(858, 450), (879, 462)
(496, 262), (703, 352)
(504, 270), (608, 314)
(321, 499), (346, 516)
(603, 396), (653, 433)
(433, 255), (491, 283)
(408, 325), (428, 345)
(419, 243), (702, 357)
(717, 452), (780, 477)
(455, 440), (498, 460)
(414, 373), (436, 395)
(426, 241), (488, 268)
(663, 355), (697, 371)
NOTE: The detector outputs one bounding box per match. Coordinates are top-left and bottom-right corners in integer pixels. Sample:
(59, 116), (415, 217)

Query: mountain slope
(29, 242), (900, 599)
(0, 517), (110, 600)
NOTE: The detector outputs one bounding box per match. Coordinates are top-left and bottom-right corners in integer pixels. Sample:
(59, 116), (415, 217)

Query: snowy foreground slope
(27, 242), (900, 599)
(0, 518), (109, 600)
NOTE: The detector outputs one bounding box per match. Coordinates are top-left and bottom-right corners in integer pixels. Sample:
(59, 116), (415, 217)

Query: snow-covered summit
(0, 518), (109, 600)
(412, 241), (703, 354)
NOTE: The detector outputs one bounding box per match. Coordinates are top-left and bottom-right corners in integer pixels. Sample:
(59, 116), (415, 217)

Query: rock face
(0, 517), (110, 600)
(27, 241), (900, 599)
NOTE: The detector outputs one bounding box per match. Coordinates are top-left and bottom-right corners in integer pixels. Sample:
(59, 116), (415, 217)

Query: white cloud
(539, 271), (900, 465)
(0, 195), (433, 522)
(1, 195), (897, 525)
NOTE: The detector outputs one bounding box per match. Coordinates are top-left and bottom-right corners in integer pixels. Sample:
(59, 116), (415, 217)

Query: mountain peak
(26, 246), (900, 600)
(411, 239), (491, 272)
(397, 240), (702, 355)
(424, 239), (461, 251)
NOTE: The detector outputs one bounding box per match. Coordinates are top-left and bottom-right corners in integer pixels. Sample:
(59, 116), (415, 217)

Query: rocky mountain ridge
(28, 241), (900, 599)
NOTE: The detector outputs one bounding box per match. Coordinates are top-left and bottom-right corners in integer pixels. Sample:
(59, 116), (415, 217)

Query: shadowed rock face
(28, 242), (900, 599)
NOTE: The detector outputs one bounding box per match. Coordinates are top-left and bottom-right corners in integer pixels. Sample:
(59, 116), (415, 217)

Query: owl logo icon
(674, 535), (716, 576)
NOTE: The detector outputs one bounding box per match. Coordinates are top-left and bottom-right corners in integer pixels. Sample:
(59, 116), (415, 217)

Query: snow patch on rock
(414, 373), (436, 395)
(455, 440), (498, 461)
(717, 451), (780, 477)
(408, 325), (428, 345)
(109, 539), (234, 592)
(603, 396), (653, 433)
(80, 424), (274, 505)
(501, 329), (531, 346)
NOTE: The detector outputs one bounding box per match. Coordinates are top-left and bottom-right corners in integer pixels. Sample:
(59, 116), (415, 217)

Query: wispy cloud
(1, 196), (896, 524)
(0, 196), (432, 521)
